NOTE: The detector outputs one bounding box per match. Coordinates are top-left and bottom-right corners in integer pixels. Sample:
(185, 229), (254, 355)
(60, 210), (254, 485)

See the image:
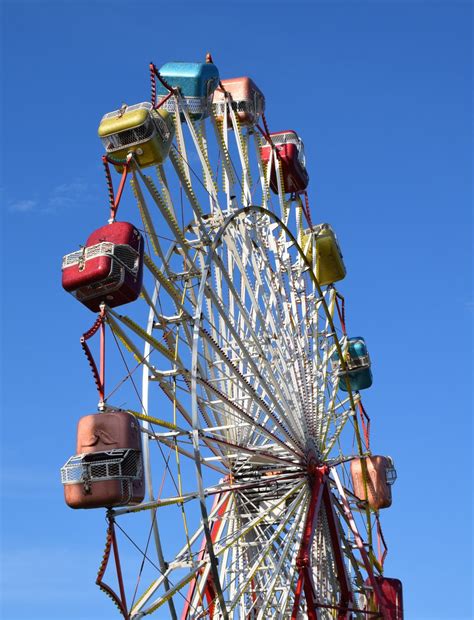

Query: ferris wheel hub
(304, 436), (324, 470)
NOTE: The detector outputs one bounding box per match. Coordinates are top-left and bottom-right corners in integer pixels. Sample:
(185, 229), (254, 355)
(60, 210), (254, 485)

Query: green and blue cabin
(338, 337), (373, 392)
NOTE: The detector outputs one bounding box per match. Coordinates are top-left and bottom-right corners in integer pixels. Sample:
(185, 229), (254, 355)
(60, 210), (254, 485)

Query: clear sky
(1, 1), (472, 619)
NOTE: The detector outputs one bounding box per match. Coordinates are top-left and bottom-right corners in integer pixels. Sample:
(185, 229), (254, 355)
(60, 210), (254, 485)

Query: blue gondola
(155, 61), (220, 120)
(337, 337), (373, 392)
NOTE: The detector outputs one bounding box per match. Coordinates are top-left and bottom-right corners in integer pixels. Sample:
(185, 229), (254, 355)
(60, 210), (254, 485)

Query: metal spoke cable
(113, 520), (201, 615)
(108, 321), (182, 498)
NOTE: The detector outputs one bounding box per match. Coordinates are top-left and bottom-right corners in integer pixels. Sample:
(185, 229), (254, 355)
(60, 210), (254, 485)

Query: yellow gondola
(302, 223), (346, 286)
(98, 102), (174, 170)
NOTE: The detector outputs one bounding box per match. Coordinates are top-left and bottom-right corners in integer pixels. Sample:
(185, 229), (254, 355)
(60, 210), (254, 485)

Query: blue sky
(1, 1), (472, 619)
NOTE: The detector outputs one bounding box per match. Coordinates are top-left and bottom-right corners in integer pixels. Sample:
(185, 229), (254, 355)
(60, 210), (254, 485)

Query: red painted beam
(291, 466), (327, 619)
(181, 492), (230, 619)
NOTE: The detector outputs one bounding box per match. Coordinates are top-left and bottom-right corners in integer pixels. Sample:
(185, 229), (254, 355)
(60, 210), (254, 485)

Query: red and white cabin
(62, 221), (143, 312)
(260, 130), (309, 194)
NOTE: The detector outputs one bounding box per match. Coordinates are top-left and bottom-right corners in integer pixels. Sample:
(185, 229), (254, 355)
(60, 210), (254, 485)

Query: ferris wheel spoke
(137, 274), (238, 454)
(216, 224), (309, 404)
(322, 410), (354, 461)
(220, 218), (328, 446)
(201, 280), (308, 445)
(255, 494), (308, 619)
(210, 112), (237, 192)
(196, 376), (302, 458)
(204, 262), (307, 443)
(140, 287), (163, 328)
(256, 233), (308, 352)
(198, 432), (301, 469)
(186, 496), (236, 617)
(224, 485), (306, 613)
(108, 309), (181, 367)
(151, 340), (257, 455)
(196, 324), (302, 451)
(142, 253), (189, 308)
(181, 112), (220, 213)
(169, 149), (206, 227)
(131, 176), (175, 267)
(114, 480), (263, 521)
(210, 491), (303, 613)
(134, 563), (206, 618)
(261, 152), (279, 216)
(170, 97), (193, 187)
(135, 170), (189, 250)
(165, 386), (234, 466)
(144, 433), (228, 476)
(226, 105), (252, 205)
(176, 323), (242, 444)
(212, 480), (306, 561)
(253, 151), (270, 210)
(130, 493), (233, 616)
(108, 303), (234, 466)
(243, 246), (315, 438)
(264, 152), (287, 223)
(325, 495), (368, 591)
(320, 381), (359, 456)
(105, 314), (159, 381)
(154, 163), (178, 220)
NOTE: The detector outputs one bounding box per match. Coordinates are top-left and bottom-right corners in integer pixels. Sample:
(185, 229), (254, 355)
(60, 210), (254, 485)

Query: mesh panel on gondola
(61, 449), (142, 485)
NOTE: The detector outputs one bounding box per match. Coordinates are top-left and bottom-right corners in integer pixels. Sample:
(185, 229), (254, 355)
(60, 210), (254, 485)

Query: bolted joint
(308, 462), (329, 477)
(296, 552), (310, 569)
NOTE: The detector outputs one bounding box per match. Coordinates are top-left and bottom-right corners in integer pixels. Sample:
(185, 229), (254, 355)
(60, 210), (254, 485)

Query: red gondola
(62, 222), (143, 312)
(260, 130), (309, 194)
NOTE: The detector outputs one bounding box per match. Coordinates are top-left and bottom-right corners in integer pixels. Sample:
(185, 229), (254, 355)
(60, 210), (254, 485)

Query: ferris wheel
(60, 55), (403, 619)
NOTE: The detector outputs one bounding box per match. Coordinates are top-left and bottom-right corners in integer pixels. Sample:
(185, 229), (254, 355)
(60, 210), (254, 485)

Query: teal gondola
(155, 61), (220, 120)
(338, 337), (373, 392)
